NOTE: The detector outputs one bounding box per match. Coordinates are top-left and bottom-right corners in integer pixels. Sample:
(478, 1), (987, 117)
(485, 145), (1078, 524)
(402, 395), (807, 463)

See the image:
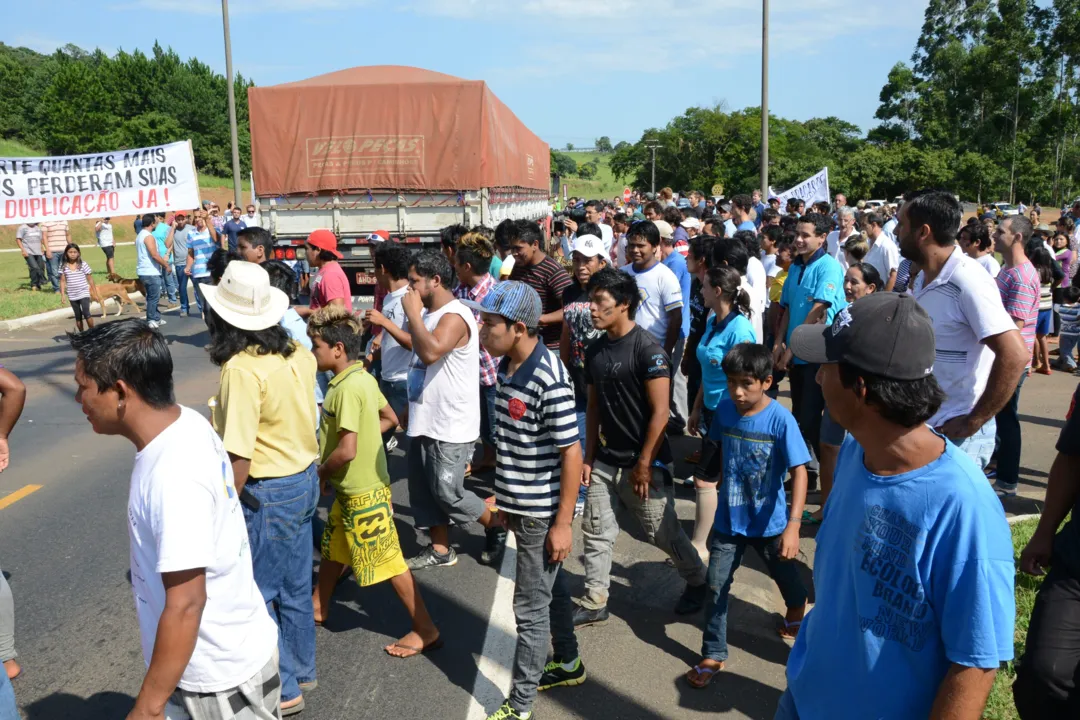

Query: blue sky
(7, 0), (928, 147)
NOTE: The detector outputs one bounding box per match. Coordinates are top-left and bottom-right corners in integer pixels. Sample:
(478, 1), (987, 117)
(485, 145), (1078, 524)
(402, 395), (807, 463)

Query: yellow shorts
(321, 485), (408, 587)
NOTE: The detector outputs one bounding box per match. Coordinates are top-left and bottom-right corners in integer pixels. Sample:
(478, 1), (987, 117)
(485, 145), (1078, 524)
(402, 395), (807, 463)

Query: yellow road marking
(0, 484), (42, 511)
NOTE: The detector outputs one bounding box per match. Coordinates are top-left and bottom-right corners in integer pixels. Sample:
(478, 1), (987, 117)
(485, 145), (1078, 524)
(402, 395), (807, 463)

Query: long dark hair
(206, 306), (295, 367)
(705, 265), (752, 319)
(62, 242), (82, 265)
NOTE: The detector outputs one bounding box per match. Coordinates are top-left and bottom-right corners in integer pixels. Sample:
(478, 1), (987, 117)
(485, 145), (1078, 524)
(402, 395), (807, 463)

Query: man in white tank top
(401, 250), (507, 570)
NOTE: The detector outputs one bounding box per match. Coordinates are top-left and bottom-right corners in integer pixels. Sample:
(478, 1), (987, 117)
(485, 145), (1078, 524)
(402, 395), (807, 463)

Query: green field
(983, 516), (1043, 720)
(0, 137), (39, 157)
(0, 244), (139, 320)
(560, 151), (627, 201)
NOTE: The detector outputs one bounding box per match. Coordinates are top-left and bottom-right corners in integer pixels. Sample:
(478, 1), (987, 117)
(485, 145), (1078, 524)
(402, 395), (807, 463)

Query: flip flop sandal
(385, 637), (445, 659)
(685, 663), (723, 689)
(777, 618), (802, 640)
(801, 510), (822, 526)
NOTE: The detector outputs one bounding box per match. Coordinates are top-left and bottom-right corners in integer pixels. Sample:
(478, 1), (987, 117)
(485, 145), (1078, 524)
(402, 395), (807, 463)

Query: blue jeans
(46, 253), (61, 292)
(23, 254), (45, 289)
(774, 689), (800, 719)
(575, 410), (587, 503)
(701, 532), (807, 662)
(174, 264), (190, 312)
(139, 274), (163, 323)
(190, 275), (209, 315)
(994, 372), (1027, 488)
(380, 379), (408, 423)
(162, 263), (178, 303)
(507, 513), (579, 714)
(954, 417), (996, 472)
(1060, 333), (1079, 369)
(242, 463), (319, 702)
(479, 383), (497, 449)
(0, 672), (15, 720)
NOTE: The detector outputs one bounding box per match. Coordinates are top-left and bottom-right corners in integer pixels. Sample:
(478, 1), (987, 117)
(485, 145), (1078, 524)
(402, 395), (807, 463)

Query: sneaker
(674, 582), (708, 615)
(157, 319), (167, 326)
(385, 436), (399, 454)
(148, 320), (160, 329)
(571, 604), (610, 627)
(485, 701), (531, 720)
(406, 545), (458, 571)
(993, 481), (1018, 497)
(298, 679), (318, 692)
(480, 526), (507, 566)
(281, 695), (305, 716)
(538, 656), (587, 691)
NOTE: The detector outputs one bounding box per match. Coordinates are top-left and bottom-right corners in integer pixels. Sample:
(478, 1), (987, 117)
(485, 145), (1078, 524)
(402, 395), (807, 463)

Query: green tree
(595, 136), (613, 153)
(550, 149), (577, 177)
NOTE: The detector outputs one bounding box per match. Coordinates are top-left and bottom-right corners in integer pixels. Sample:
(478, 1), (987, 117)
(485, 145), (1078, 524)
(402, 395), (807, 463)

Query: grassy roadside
(562, 151), (626, 199)
(983, 516), (1043, 720)
(0, 244), (138, 320)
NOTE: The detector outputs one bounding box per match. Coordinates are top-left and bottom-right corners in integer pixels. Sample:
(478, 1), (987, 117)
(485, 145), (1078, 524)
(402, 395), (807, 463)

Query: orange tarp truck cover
(248, 65), (550, 196)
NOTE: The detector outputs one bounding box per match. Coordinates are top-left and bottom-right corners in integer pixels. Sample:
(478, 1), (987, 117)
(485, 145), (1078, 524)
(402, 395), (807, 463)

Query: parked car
(992, 202), (1020, 217)
(863, 200), (886, 212)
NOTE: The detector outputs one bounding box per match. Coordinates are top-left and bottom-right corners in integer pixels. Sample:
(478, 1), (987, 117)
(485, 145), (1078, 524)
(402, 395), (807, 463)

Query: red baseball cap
(369, 229), (390, 242)
(306, 229), (342, 259)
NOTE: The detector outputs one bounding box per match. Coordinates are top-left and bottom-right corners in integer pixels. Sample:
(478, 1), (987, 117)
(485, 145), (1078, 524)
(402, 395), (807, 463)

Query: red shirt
(310, 262), (353, 312)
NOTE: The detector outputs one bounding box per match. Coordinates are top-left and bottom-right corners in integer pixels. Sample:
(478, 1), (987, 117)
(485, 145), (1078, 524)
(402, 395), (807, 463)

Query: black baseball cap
(789, 293), (936, 381)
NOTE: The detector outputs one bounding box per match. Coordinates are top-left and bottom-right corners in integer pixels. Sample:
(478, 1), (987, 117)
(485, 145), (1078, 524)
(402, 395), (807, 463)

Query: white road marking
(465, 531), (518, 720)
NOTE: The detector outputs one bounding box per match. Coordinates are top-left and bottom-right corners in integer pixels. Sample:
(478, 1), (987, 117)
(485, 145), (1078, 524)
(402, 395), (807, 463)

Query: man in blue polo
(772, 212), (847, 478)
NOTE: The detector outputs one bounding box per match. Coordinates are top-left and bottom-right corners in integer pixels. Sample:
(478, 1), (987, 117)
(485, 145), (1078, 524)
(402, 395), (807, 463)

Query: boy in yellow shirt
(307, 305), (441, 658)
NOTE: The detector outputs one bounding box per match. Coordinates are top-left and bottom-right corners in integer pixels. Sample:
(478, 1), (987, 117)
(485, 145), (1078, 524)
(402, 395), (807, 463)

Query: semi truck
(248, 65), (551, 294)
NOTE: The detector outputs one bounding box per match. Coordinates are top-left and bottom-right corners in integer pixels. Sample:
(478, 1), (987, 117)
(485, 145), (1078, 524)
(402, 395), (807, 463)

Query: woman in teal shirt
(686, 265), (756, 560)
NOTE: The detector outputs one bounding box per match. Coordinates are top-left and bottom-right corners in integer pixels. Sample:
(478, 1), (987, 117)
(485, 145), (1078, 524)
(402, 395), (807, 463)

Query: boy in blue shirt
(779, 293), (1014, 720)
(686, 343), (809, 689)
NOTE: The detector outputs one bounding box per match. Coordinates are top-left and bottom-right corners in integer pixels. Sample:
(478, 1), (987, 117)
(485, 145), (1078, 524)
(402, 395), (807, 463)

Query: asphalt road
(0, 306), (1069, 720)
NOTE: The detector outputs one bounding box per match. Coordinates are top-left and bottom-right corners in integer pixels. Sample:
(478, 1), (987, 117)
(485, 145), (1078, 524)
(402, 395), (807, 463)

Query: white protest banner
(0, 141), (200, 225)
(769, 167), (830, 207)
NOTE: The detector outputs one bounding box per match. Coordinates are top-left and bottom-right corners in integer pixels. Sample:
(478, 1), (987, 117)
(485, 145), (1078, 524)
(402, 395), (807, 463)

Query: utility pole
(645, 138), (660, 194)
(760, 0), (769, 199)
(1008, 55), (1021, 205)
(222, 0), (243, 209)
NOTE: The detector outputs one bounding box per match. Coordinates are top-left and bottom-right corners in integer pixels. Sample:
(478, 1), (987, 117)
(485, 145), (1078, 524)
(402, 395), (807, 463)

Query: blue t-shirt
(736, 220), (756, 233)
(222, 219), (246, 251)
(752, 201), (767, 227)
(187, 229), (216, 279)
(785, 435), (1015, 720)
(695, 312), (755, 410)
(490, 254), (503, 279)
(661, 251), (692, 337)
(780, 247), (847, 365)
(707, 397), (809, 537)
(152, 223), (169, 259)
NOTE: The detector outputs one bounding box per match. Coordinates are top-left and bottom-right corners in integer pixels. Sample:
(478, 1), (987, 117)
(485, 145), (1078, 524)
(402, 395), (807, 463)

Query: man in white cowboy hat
(202, 261), (321, 716)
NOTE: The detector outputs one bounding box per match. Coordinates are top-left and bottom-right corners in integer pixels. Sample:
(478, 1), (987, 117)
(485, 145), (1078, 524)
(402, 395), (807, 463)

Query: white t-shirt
(864, 233), (900, 284)
(379, 285), (412, 383)
(407, 299), (480, 443)
(128, 407), (277, 693)
(911, 246), (1017, 427)
(243, 213), (262, 229)
(975, 253), (1001, 278)
(621, 261), (684, 345)
(826, 230), (858, 271)
(761, 252), (778, 277)
(746, 255), (767, 295)
(598, 223), (614, 258)
(741, 276), (765, 344)
(96, 222), (114, 247)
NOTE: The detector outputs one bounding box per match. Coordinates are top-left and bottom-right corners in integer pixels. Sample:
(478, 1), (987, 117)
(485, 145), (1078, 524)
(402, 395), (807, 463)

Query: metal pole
(760, 0), (769, 199)
(645, 139), (659, 194)
(222, 0), (243, 210)
(651, 146), (656, 194)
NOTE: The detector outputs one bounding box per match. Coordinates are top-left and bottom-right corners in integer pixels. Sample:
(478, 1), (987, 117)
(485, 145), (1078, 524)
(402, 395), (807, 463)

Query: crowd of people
(3, 187), (1080, 720)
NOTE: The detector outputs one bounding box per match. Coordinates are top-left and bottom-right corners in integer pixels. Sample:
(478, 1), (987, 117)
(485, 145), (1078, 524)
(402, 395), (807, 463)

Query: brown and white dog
(91, 273), (145, 317)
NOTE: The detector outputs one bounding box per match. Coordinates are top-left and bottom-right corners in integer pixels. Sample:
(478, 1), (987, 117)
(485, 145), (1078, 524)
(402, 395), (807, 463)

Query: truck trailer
(248, 65), (551, 294)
